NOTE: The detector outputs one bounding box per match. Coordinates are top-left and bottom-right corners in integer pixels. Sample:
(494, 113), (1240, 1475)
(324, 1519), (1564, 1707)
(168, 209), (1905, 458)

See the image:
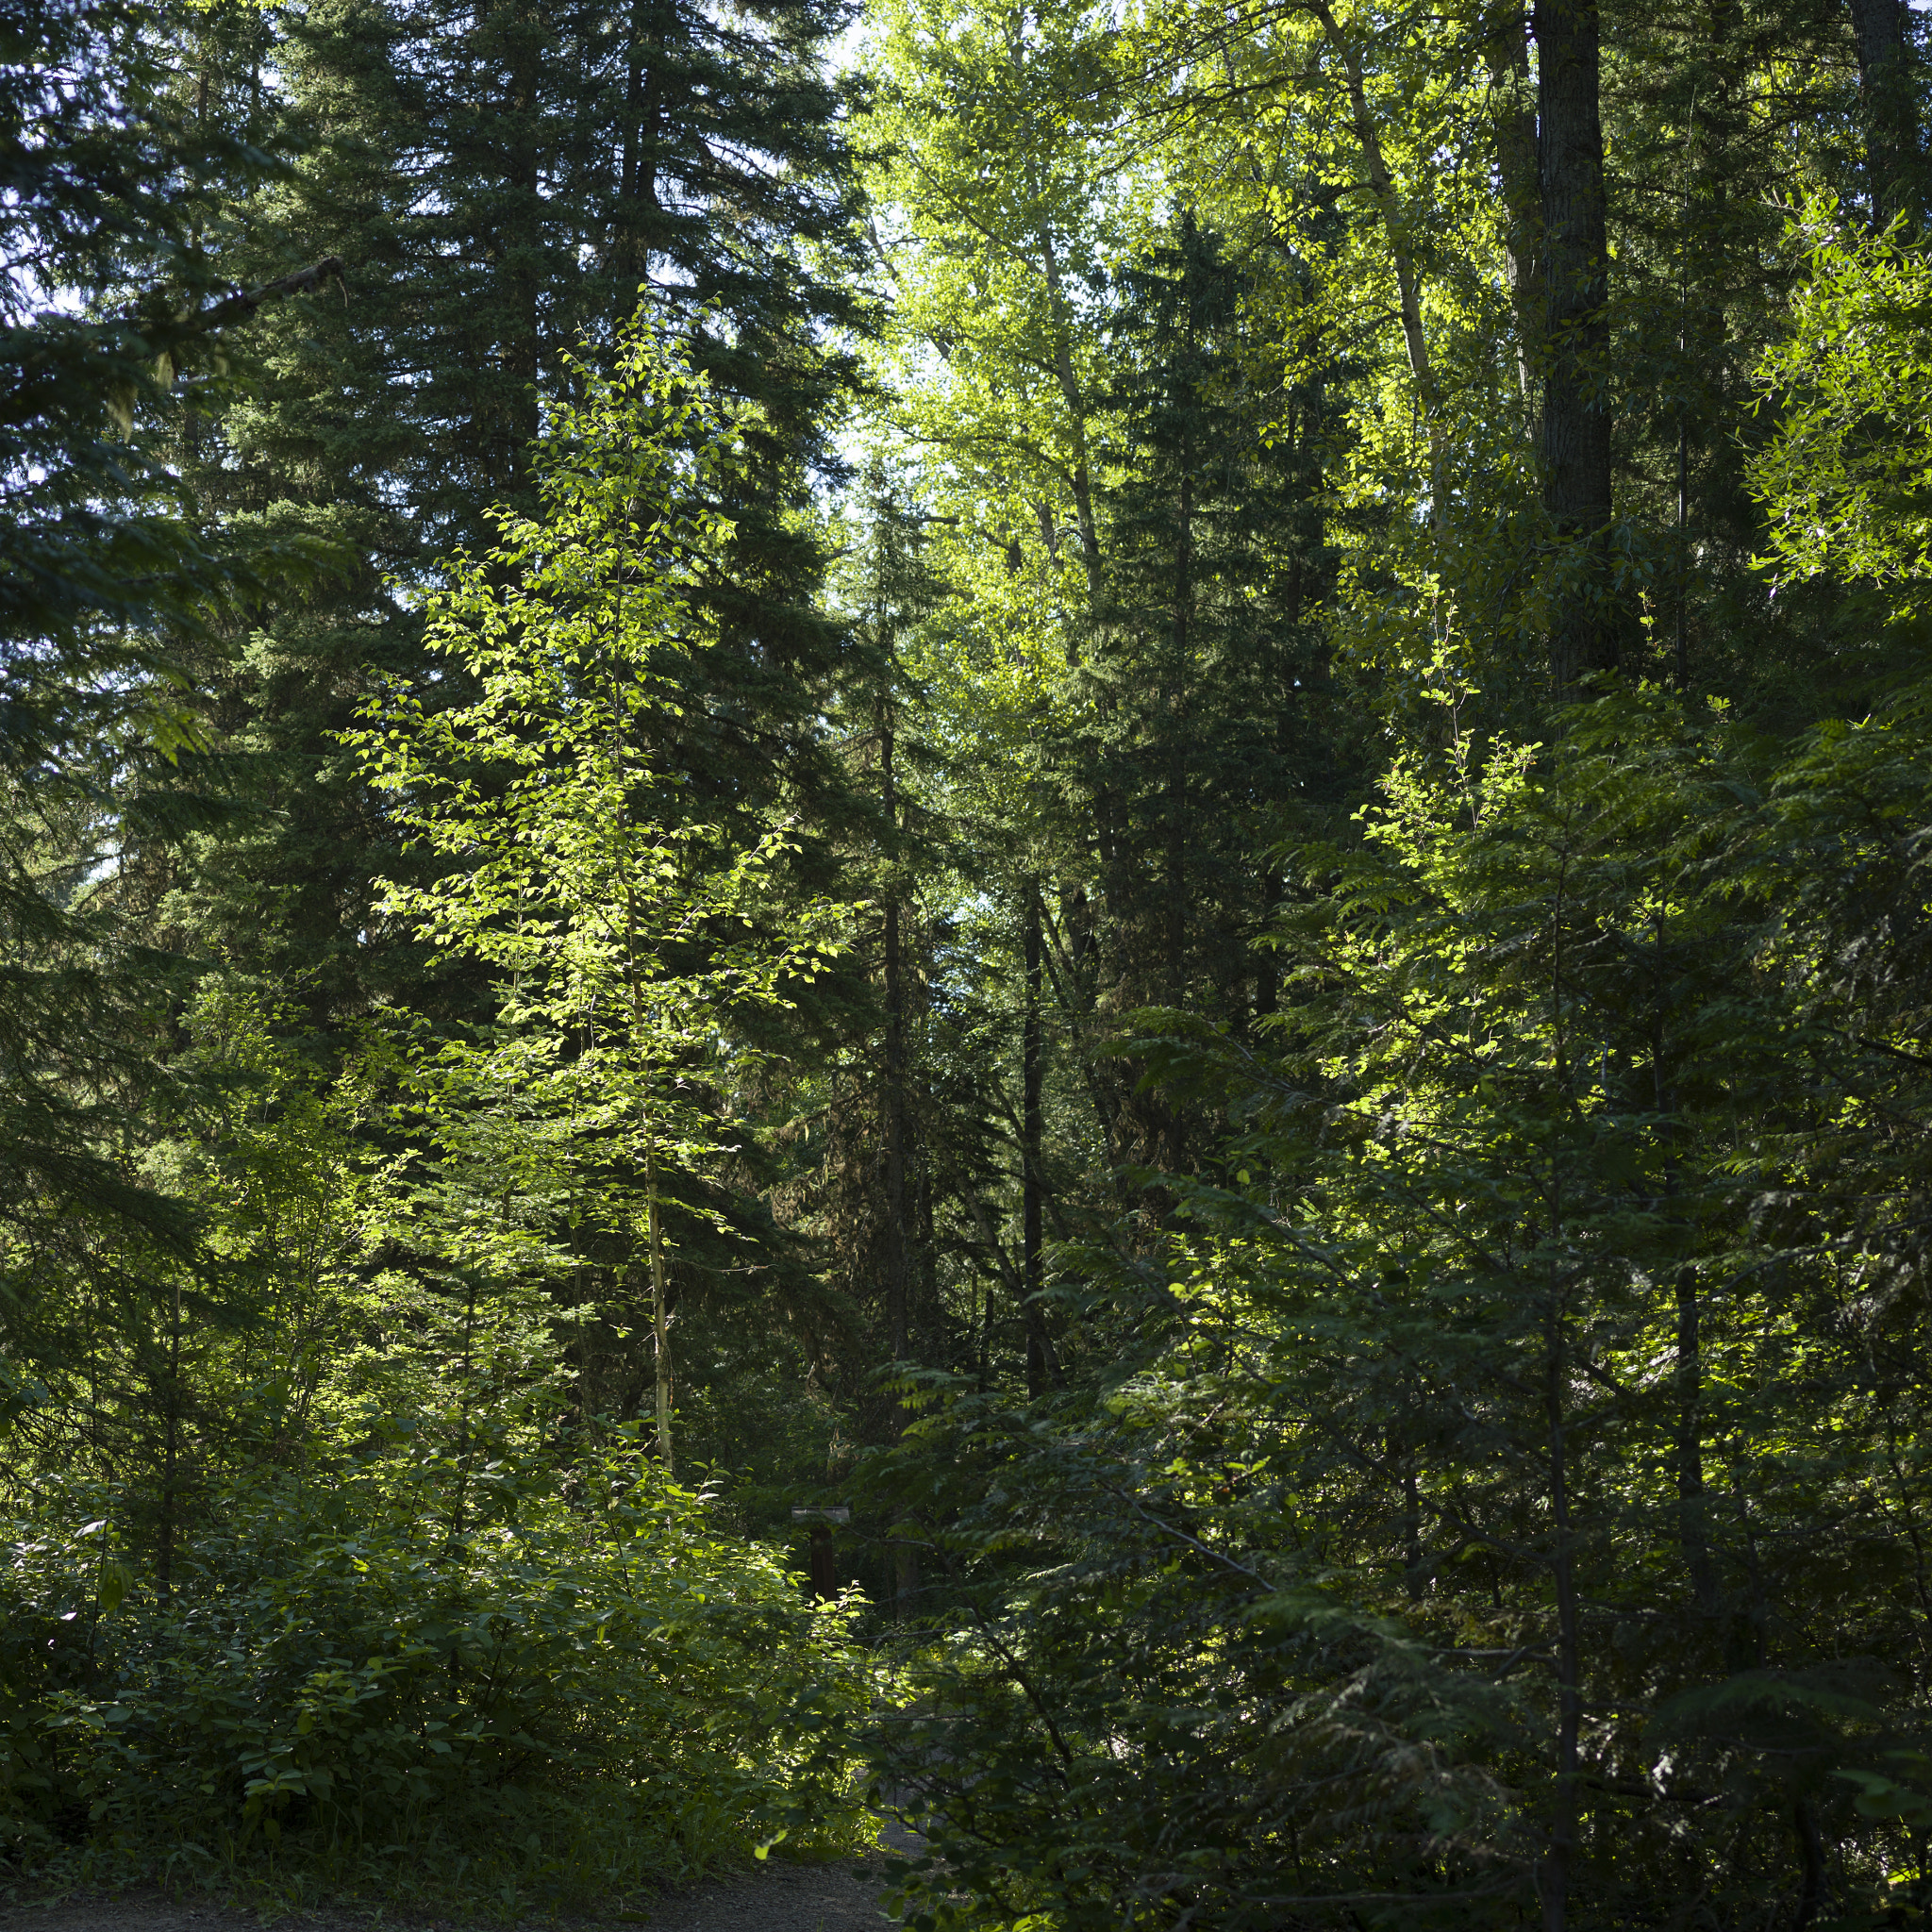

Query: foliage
(1753, 196), (1932, 625)
(165, 0), (874, 1033)
(0, 1446), (877, 1907)
(0, 0), (318, 1375)
(873, 676), (1932, 1928)
(11, 0), (1932, 1922)
(344, 314), (849, 1471)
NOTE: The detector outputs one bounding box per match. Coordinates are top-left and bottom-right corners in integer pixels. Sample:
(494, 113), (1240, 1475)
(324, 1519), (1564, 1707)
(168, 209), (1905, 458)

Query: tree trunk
(1487, 3), (1544, 429)
(493, 0), (542, 496)
(1403, 1457), (1424, 1602)
(1034, 218), (1104, 612)
(1166, 336), (1192, 1017)
(1023, 888), (1051, 1397)
(1537, 0), (1619, 691)
(917, 1138), (937, 1326)
(1037, 893), (1133, 1189)
(1257, 521), (1304, 1026)
(1849, 0), (1922, 230)
(619, 0), (667, 278)
(454, 1273), (477, 1541)
(648, 1143), (673, 1472)
(1310, 0), (1443, 474)
(881, 616), (920, 1619)
(157, 1281), (183, 1600)
(1794, 1798), (1827, 1928)
(1674, 407), (1689, 690)
(1256, 867), (1281, 1020)
(1541, 1306), (1582, 1932)
(882, 772), (909, 1374)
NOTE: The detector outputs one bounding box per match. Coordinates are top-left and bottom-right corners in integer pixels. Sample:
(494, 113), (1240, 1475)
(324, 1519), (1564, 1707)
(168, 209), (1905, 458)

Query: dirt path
(0, 1872), (881, 1932)
(0, 1827), (922, 1932)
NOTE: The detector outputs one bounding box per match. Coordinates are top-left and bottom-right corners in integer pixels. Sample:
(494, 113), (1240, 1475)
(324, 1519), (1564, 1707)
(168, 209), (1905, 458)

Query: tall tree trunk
(882, 727), (909, 1375)
(881, 617), (920, 1618)
(185, 29), (209, 470)
(1037, 893), (1133, 1189)
(454, 1272), (477, 1541)
(1674, 406), (1689, 689)
(1023, 887), (1051, 1398)
(156, 1281), (183, 1600)
(1256, 868), (1281, 1020)
(1794, 1799), (1828, 1928)
(1537, 0), (1619, 691)
(1849, 0), (1922, 229)
(1310, 0), (1443, 482)
(1542, 1302), (1583, 1932)
(1257, 525), (1304, 1026)
(1006, 26), (1140, 1138)
(619, 0), (667, 279)
(1166, 327), (1192, 1018)
(1035, 203), (1134, 1054)
(1038, 225), (1104, 612)
(1402, 1450), (1424, 1602)
(493, 0), (542, 496)
(647, 1141), (673, 1472)
(1487, 3), (1544, 429)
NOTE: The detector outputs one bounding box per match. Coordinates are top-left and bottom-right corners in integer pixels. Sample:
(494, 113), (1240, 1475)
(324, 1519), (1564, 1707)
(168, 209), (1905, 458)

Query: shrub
(0, 1441), (875, 1907)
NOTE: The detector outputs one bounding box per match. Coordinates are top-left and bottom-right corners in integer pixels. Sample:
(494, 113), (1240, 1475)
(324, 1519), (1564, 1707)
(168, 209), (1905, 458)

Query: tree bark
(1486, 4), (1543, 429)
(1541, 1306), (1582, 1932)
(1794, 1798), (1827, 1928)
(1023, 888), (1052, 1397)
(882, 734), (909, 1376)
(1256, 868), (1281, 1020)
(1536, 0), (1619, 691)
(156, 1281), (183, 1600)
(1166, 284), (1193, 1015)
(1849, 0), (1922, 230)
(619, 0), (668, 278)
(493, 0), (542, 496)
(879, 589), (920, 1619)
(1403, 1457), (1424, 1602)
(647, 1142), (673, 1472)
(1036, 894), (1132, 1185)
(1038, 225), (1105, 610)
(155, 256), (345, 343)
(1310, 0), (1442, 480)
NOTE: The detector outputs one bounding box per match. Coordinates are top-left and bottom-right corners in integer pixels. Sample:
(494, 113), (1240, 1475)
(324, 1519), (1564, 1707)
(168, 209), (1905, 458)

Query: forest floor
(0, 1824), (924, 1932)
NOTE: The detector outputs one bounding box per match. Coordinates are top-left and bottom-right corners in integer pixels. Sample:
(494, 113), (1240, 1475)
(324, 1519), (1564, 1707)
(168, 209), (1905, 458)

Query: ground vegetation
(5, 0), (1932, 1924)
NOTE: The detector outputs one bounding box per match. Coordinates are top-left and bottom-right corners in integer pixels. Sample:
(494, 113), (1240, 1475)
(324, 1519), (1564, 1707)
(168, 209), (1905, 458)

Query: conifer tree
(1098, 217), (1334, 1029)
(169, 0), (872, 1030)
(0, 0), (321, 1384)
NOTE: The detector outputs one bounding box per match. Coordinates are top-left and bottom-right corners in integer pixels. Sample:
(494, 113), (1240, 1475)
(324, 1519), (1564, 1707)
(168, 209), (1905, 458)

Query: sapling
(346, 312), (844, 1470)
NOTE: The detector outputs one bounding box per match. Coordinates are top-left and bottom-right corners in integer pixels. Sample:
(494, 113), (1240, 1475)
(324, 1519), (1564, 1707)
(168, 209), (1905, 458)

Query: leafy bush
(0, 1441), (875, 1907)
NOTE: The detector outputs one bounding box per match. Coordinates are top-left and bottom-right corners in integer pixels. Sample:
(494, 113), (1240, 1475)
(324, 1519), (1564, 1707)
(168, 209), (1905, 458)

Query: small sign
(791, 1505), (852, 1524)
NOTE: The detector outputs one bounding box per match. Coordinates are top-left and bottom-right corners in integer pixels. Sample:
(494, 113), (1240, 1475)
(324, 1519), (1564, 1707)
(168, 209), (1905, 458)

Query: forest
(3, 0), (1932, 1924)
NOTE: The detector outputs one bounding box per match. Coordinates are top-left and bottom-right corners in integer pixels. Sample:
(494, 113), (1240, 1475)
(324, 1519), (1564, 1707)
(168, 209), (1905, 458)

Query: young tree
(347, 317), (844, 1468)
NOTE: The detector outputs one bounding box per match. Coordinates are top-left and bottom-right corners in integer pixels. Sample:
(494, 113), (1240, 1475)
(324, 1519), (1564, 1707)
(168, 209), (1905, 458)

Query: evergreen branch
(152, 257), (348, 339)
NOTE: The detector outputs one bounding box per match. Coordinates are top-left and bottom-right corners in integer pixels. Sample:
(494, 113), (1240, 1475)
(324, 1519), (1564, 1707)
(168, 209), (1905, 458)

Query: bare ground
(0, 1825), (925, 1932)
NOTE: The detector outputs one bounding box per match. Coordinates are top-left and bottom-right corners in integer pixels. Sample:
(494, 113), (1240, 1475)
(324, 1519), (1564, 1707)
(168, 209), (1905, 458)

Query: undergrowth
(0, 1437), (881, 1918)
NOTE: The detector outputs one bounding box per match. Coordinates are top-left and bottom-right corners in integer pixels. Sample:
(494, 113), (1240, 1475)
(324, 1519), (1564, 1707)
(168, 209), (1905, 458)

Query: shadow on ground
(0, 1825), (928, 1932)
